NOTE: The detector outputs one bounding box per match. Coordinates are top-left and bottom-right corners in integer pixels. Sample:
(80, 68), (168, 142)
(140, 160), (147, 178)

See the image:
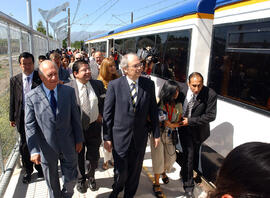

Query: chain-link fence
(0, 11), (61, 179)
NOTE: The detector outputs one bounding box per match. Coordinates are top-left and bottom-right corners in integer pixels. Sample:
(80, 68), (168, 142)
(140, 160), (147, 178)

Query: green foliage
(62, 38), (67, 49)
(71, 41), (84, 49)
(0, 91), (18, 171)
(36, 20), (46, 35)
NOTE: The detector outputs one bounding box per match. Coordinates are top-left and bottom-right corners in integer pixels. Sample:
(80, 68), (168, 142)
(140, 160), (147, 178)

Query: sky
(0, 0), (185, 36)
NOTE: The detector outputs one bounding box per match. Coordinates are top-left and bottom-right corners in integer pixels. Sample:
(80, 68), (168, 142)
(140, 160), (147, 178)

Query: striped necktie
(81, 84), (91, 129)
(185, 94), (196, 118)
(130, 81), (137, 111)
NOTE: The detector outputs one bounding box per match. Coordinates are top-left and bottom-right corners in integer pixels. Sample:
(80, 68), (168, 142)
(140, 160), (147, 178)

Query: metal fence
(0, 10), (61, 196)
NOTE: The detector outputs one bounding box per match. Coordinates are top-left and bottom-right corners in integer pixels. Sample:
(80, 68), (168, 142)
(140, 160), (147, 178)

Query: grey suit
(25, 84), (83, 198)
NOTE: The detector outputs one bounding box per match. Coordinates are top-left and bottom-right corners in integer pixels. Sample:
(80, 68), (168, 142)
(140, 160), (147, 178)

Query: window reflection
(209, 21), (270, 112)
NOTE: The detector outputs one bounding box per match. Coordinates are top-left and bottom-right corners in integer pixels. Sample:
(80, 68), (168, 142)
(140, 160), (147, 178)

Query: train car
(85, 0), (270, 184)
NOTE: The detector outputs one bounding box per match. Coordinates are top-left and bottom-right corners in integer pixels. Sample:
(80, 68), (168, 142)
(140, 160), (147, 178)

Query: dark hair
(38, 55), (46, 61)
(18, 52), (34, 64)
(188, 72), (204, 83)
(159, 80), (181, 105)
(72, 60), (89, 74)
(209, 142), (270, 198)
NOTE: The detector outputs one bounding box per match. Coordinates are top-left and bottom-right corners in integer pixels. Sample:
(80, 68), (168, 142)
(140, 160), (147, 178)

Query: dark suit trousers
(110, 138), (145, 198)
(19, 110), (42, 175)
(179, 128), (201, 192)
(78, 121), (101, 181)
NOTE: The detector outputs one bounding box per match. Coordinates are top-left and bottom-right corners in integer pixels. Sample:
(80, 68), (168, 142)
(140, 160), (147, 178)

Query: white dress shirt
(22, 72), (34, 107)
(182, 87), (197, 115)
(89, 60), (99, 80)
(76, 79), (99, 124)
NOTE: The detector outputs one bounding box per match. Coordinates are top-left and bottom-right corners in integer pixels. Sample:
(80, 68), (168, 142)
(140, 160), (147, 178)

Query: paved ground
(4, 144), (209, 198)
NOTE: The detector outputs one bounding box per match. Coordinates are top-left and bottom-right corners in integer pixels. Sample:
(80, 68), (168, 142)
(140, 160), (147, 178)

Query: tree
(36, 20), (46, 35)
(62, 38), (67, 49)
(71, 41), (84, 49)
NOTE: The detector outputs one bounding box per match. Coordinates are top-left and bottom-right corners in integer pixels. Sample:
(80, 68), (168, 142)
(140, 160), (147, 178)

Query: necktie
(81, 84), (91, 129)
(185, 94), (196, 118)
(130, 81), (137, 111)
(25, 76), (31, 93)
(23, 76), (31, 109)
(50, 90), (57, 117)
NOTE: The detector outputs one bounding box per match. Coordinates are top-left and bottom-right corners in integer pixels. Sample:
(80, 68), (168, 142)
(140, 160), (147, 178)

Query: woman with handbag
(151, 80), (183, 198)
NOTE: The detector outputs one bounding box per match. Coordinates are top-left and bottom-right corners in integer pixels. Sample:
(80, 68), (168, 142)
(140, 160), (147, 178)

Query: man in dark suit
(9, 52), (43, 183)
(103, 53), (160, 198)
(178, 72), (217, 198)
(66, 60), (106, 193)
(24, 60), (83, 198)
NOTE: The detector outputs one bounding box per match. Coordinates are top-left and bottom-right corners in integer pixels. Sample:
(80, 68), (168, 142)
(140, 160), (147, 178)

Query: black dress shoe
(22, 173), (31, 184)
(37, 171), (44, 178)
(88, 178), (97, 191)
(76, 180), (87, 193)
(194, 175), (202, 184)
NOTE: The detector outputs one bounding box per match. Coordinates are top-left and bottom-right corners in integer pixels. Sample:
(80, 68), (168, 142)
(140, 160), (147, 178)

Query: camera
(158, 109), (167, 122)
(137, 47), (159, 64)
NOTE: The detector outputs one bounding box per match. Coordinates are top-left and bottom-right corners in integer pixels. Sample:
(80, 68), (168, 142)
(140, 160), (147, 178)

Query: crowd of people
(8, 48), (270, 198)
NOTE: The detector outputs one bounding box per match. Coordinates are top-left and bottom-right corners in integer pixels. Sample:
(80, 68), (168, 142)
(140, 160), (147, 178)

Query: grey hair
(39, 60), (58, 76)
(119, 53), (138, 70)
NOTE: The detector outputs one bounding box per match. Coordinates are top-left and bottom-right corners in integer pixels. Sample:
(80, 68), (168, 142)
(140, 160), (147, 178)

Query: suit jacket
(59, 66), (70, 83)
(24, 84), (83, 163)
(178, 83), (217, 143)
(103, 76), (160, 157)
(9, 70), (42, 133)
(66, 79), (106, 122)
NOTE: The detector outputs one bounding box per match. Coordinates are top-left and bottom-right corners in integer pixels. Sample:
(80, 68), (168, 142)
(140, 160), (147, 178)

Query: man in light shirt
(89, 51), (104, 79)
(67, 60), (106, 193)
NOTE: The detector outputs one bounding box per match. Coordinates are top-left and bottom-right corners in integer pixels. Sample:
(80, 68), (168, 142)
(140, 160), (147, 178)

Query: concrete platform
(4, 145), (208, 198)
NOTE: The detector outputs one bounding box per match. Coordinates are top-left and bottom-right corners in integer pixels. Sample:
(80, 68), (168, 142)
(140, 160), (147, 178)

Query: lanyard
(165, 103), (174, 122)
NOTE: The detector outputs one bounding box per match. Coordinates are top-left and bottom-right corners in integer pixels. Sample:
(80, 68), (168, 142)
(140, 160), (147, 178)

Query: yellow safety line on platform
(215, 0), (270, 12)
(142, 166), (167, 198)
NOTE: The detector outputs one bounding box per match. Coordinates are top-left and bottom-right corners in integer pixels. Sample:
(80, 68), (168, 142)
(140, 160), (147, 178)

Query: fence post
(19, 29), (23, 54)
(7, 24), (13, 78)
(0, 134), (5, 175)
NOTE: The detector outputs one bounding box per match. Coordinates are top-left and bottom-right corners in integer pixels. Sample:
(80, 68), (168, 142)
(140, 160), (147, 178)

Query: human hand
(180, 117), (188, 126)
(10, 121), (16, 127)
(58, 80), (64, 84)
(104, 141), (112, 152)
(76, 143), (83, 153)
(31, 154), (41, 165)
(97, 114), (103, 123)
(154, 137), (160, 148)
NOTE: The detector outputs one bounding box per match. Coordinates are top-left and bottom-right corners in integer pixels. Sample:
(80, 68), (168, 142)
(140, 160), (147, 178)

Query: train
(84, 0), (270, 184)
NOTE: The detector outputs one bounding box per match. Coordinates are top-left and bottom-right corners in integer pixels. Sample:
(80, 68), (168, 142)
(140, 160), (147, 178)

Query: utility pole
(67, 8), (71, 48)
(131, 12), (133, 23)
(26, 0), (34, 54)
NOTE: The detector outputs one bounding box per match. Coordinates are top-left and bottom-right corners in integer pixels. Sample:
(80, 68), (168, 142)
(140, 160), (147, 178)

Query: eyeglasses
(130, 63), (143, 68)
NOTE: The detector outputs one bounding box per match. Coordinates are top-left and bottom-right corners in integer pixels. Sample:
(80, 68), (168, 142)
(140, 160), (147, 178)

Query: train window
(209, 21), (270, 113)
(164, 30), (191, 82)
(137, 35), (155, 49)
(124, 37), (136, 53)
(227, 31), (270, 50)
(115, 39), (124, 55)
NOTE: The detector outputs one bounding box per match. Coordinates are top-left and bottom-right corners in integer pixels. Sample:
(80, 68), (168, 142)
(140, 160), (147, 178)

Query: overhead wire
(73, 0), (114, 25)
(71, 0), (82, 25)
(84, 0), (120, 31)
